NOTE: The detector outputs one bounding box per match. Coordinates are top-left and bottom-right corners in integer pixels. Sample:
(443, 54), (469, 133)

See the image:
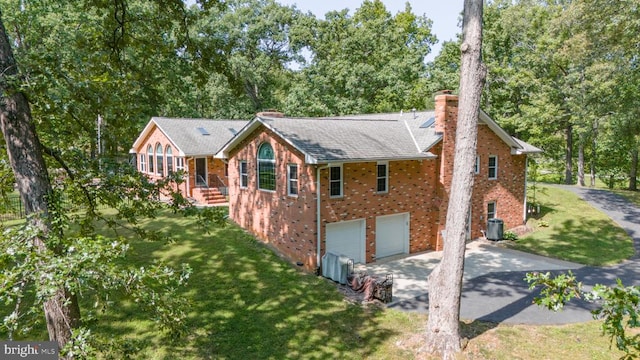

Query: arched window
(147, 145), (154, 174)
(156, 143), (164, 175)
(166, 146), (173, 174)
(257, 143), (275, 191)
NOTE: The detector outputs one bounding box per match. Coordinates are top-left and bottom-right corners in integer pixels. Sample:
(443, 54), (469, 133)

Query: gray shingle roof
(257, 113), (439, 162)
(215, 110), (542, 163)
(151, 117), (249, 156)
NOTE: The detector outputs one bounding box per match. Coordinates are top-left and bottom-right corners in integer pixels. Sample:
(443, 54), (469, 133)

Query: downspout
(316, 164), (329, 273)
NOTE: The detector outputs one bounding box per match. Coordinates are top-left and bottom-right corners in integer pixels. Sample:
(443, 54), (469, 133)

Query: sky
(275, 0), (464, 61)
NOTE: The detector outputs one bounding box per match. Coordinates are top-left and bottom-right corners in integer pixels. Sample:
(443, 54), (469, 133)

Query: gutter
(316, 164), (330, 273)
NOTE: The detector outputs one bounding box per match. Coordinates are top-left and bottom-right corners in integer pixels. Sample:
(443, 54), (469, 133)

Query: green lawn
(613, 188), (640, 208)
(87, 212), (417, 359)
(2, 189), (636, 358)
(79, 209), (628, 359)
(509, 184), (634, 266)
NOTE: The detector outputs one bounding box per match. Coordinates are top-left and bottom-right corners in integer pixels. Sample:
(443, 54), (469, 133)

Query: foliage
(283, 0), (436, 116)
(480, 0), (640, 188)
(502, 230), (518, 241)
(0, 161), (226, 355)
(525, 271), (583, 312)
(527, 272), (640, 359)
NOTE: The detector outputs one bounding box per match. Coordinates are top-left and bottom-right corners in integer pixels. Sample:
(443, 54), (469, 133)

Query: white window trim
(487, 201), (497, 219)
(155, 143), (164, 176)
(257, 143), (276, 192)
(376, 161), (389, 193)
(166, 145), (173, 175)
(239, 160), (248, 189)
(287, 163), (299, 197)
(175, 157), (184, 172)
(147, 145), (154, 174)
(475, 155), (480, 174)
(139, 153), (146, 172)
(488, 155), (498, 180)
(329, 165), (343, 198)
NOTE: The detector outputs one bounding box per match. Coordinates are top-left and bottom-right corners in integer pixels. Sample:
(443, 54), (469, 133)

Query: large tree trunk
(577, 138), (585, 186)
(423, 0), (485, 358)
(0, 12), (80, 356)
(565, 124), (573, 184)
(630, 148), (638, 191)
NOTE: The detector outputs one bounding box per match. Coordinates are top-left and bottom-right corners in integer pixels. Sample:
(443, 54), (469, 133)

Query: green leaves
(527, 272), (640, 358)
(283, 0), (436, 116)
(526, 271), (583, 312)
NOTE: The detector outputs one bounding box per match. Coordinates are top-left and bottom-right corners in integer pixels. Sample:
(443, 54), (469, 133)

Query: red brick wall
(434, 94), (526, 247)
(472, 125), (526, 235)
(318, 159), (441, 263)
(227, 127), (318, 271)
(131, 124), (188, 197)
(132, 124), (228, 201)
(227, 126), (443, 269)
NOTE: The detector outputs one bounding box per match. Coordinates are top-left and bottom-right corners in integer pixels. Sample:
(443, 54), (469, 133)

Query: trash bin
(486, 218), (504, 241)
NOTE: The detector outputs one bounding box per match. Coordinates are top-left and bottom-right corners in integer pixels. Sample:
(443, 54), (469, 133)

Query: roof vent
(420, 117), (436, 128)
(196, 127), (210, 135)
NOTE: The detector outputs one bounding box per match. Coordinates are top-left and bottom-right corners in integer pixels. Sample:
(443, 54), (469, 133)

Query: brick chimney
(256, 110), (284, 118)
(434, 90), (457, 134)
(434, 91), (459, 250)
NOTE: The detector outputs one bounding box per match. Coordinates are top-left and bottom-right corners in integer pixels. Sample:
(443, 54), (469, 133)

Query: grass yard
(509, 184), (634, 266)
(613, 188), (640, 208)
(82, 208), (626, 359)
(87, 212), (418, 359)
(1, 183), (636, 358)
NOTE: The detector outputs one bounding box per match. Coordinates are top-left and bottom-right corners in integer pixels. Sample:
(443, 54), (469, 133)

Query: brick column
(434, 93), (459, 250)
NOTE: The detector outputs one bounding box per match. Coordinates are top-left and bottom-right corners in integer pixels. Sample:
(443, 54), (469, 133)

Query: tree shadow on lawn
(540, 218), (634, 265)
(112, 223), (396, 359)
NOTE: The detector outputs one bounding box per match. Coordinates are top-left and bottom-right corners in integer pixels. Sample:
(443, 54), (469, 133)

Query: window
(257, 143), (275, 191)
(475, 156), (480, 174)
(147, 145), (154, 174)
(175, 157), (184, 172)
(156, 143), (164, 176)
(376, 162), (388, 193)
(488, 155), (498, 179)
(288, 164), (298, 196)
(139, 153), (146, 172)
(329, 165), (342, 197)
(239, 161), (248, 188)
(487, 202), (497, 219)
(166, 146), (173, 174)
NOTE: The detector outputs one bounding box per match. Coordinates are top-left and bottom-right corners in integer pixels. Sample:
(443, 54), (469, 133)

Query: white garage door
(376, 213), (409, 259)
(326, 219), (366, 264)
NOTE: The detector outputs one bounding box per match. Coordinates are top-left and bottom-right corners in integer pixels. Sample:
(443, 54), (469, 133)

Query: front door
(195, 158), (207, 187)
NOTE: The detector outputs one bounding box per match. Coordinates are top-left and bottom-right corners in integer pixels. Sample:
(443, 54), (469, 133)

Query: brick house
(216, 94), (542, 272)
(130, 117), (248, 204)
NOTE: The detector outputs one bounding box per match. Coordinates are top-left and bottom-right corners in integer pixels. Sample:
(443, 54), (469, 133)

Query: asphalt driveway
(359, 185), (640, 325)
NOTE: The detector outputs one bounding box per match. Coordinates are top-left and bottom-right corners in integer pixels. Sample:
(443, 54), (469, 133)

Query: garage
(325, 219), (366, 264)
(376, 213), (409, 259)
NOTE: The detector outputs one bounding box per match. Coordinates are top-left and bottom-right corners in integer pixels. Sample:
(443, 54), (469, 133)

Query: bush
(503, 231), (518, 241)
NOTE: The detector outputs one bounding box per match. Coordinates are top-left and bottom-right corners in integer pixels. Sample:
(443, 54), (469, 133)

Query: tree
(0, 2), (225, 358)
(188, 0), (309, 118)
(423, 0), (485, 358)
(283, 0), (436, 116)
